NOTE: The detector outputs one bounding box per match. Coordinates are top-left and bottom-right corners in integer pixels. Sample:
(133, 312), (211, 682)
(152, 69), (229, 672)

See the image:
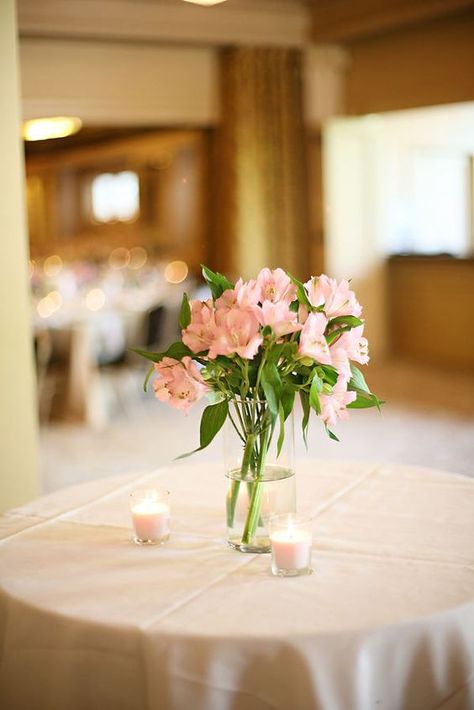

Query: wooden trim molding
(311, 0), (474, 42)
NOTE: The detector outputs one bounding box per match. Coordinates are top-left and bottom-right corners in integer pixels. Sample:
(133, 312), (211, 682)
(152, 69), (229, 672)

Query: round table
(1, 460), (473, 710)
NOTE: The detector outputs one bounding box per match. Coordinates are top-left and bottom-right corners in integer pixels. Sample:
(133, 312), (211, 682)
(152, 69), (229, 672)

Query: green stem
(227, 432), (256, 529)
(241, 425), (270, 545)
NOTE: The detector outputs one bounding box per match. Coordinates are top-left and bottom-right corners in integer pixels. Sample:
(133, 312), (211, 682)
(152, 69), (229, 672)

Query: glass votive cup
(130, 488), (170, 545)
(269, 514), (313, 577)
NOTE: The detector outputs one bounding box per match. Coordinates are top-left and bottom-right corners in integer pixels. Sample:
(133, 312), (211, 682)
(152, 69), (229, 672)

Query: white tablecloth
(1, 460), (473, 710)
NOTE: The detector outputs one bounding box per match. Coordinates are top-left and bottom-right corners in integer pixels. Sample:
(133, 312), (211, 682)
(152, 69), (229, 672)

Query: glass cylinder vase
(224, 399), (296, 553)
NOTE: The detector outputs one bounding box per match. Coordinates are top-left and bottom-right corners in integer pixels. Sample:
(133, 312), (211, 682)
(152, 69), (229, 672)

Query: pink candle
(271, 530), (311, 569)
(130, 490), (170, 544)
(270, 515), (313, 576)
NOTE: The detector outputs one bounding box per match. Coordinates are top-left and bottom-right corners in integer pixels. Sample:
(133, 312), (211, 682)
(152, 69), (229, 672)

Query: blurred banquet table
(1, 461), (473, 710)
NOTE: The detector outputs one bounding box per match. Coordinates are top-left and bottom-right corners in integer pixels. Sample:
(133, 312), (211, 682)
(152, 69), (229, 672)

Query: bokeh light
(129, 246), (148, 270)
(43, 255), (63, 278)
(108, 248), (130, 270)
(85, 288), (106, 311)
(164, 260), (189, 284)
(36, 290), (63, 319)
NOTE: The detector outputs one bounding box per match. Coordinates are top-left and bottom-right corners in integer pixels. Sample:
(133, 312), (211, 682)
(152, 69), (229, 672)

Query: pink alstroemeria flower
(335, 325), (369, 366)
(256, 267), (296, 305)
(182, 299), (216, 353)
(215, 279), (261, 319)
(319, 376), (356, 427)
(329, 325), (369, 381)
(305, 275), (362, 319)
(328, 345), (351, 382)
(209, 308), (262, 360)
(297, 312), (331, 365)
(236, 278), (261, 308)
(215, 289), (237, 314)
(258, 300), (301, 338)
(153, 357), (208, 414)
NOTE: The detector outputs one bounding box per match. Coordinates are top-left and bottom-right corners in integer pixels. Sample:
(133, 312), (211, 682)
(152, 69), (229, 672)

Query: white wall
(304, 44), (349, 127)
(0, 0), (39, 512)
(376, 104), (474, 256)
(323, 102), (474, 358)
(20, 39), (219, 125)
(323, 117), (388, 358)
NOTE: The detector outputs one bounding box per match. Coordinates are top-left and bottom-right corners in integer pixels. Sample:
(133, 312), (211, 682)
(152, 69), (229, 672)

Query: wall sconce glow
(165, 260), (189, 284)
(23, 116), (82, 142)
(182, 0), (228, 5)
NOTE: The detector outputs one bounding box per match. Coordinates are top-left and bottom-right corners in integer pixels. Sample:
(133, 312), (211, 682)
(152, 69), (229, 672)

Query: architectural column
(0, 0), (39, 511)
(214, 47), (309, 280)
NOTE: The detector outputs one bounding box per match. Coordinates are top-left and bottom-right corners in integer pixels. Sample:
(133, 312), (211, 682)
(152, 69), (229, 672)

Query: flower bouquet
(134, 266), (381, 552)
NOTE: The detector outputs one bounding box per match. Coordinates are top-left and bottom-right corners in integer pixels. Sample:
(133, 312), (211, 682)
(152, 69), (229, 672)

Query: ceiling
(17, 0), (310, 47)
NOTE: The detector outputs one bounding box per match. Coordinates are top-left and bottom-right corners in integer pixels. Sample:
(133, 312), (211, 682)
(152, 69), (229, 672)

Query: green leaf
(326, 325), (353, 346)
(130, 342), (194, 364)
(277, 402), (285, 457)
(164, 342), (195, 361)
(328, 315), (364, 329)
(349, 364), (371, 394)
(176, 400), (229, 459)
(261, 362), (281, 418)
(280, 383), (295, 421)
(309, 371), (323, 415)
(178, 292), (191, 329)
(201, 265), (234, 300)
(200, 401), (229, 448)
(143, 364), (154, 392)
(289, 299), (299, 313)
(347, 365), (383, 412)
(319, 364), (338, 386)
(266, 342), (286, 364)
(300, 390), (310, 448)
(206, 390), (226, 405)
(347, 394), (385, 409)
(287, 272), (313, 311)
(130, 347), (163, 363)
(214, 355), (234, 367)
(325, 425), (340, 442)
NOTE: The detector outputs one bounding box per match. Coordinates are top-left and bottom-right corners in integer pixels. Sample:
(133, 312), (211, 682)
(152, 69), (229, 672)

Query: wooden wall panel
(346, 10), (474, 114)
(389, 257), (474, 370)
(312, 0), (474, 42)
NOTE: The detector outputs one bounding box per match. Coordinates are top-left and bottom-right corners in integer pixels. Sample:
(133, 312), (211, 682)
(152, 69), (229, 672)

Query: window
(91, 171), (140, 223)
(410, 150), (470, 256)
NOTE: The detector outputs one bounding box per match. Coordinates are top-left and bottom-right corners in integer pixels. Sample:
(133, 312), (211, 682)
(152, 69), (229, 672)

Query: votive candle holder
(270, 514), (313, 577)
(130, 488), (170, 545)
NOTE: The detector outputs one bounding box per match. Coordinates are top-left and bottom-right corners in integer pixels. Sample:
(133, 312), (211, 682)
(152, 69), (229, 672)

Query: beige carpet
(39, 360), (474, 494)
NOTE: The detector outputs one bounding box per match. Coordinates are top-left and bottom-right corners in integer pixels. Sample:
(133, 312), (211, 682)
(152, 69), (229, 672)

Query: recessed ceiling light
(182, 0), (228, 6)
(22, 116), (82, 142)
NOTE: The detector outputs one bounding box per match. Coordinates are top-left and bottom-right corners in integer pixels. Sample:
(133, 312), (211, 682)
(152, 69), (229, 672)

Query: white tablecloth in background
(0, 460), (473, 710)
